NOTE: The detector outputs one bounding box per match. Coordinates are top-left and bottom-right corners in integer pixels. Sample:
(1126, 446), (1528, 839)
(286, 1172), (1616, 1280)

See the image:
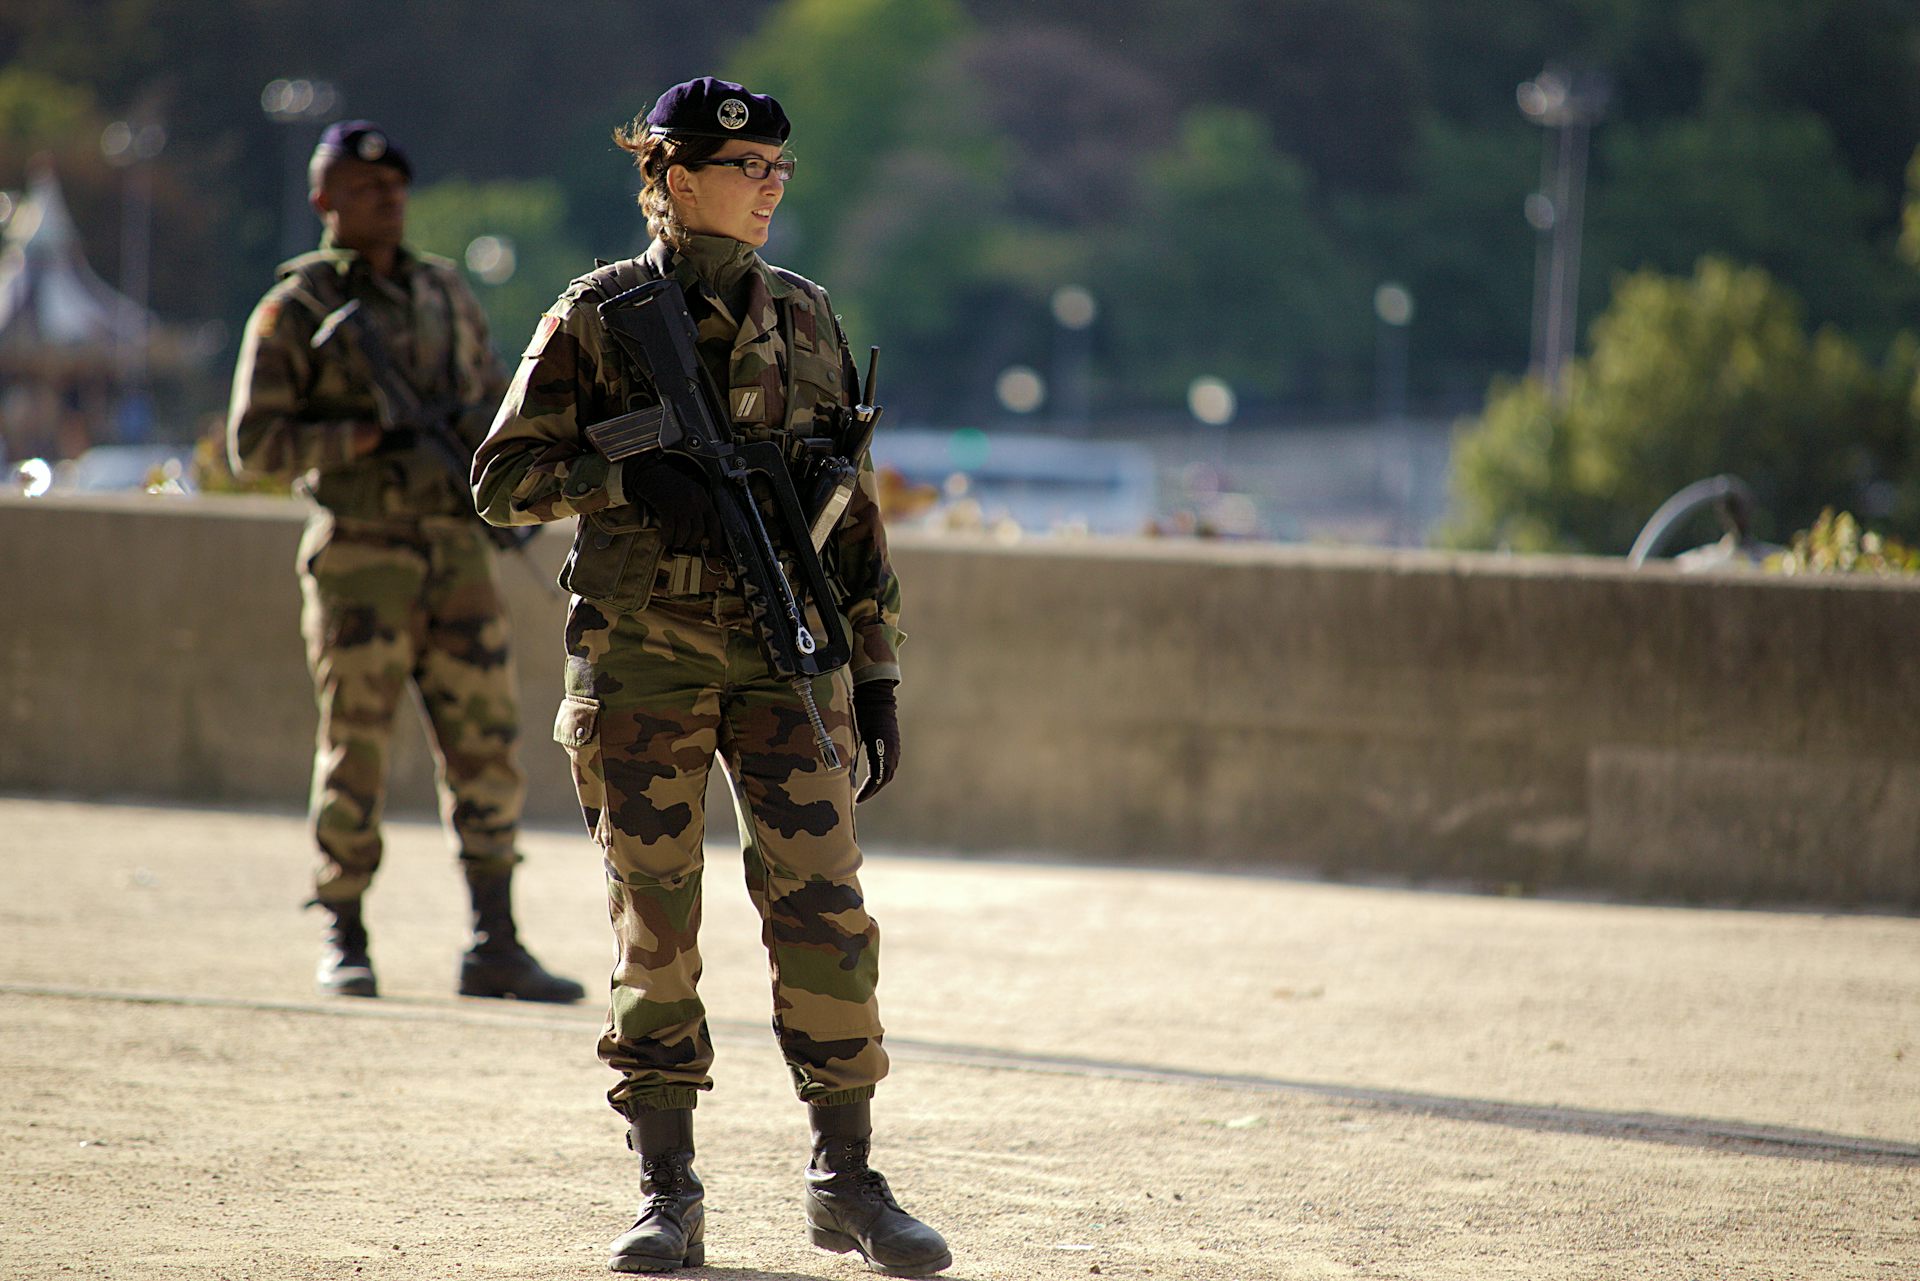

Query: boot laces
(840, 1144), (901, 1211)
(857, 1167), (902, 1211)
(640, 1152), (691, 1209)
(818, 1136), (902, 1209)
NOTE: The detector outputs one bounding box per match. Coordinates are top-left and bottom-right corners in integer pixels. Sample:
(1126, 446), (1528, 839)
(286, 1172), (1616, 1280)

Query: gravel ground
(2, 797), (1916, 1280)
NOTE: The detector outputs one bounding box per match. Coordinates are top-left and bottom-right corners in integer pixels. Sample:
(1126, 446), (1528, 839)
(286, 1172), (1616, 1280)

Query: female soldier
(473, 78), (948, 1277)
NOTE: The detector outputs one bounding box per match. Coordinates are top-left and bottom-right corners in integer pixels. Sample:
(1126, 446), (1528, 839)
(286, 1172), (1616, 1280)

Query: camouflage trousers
(553, 585), (886, 1116)
(298, 512), (526, 902)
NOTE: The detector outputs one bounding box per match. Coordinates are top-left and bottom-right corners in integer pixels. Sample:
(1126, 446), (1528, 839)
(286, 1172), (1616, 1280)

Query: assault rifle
(586, 278), (872, 768)
(310, 298), (538, 557)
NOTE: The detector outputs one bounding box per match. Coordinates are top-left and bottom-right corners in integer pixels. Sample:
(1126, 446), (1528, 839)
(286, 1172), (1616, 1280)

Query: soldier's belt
(651, 549), (814, 599)
(654, 552), (733, 597)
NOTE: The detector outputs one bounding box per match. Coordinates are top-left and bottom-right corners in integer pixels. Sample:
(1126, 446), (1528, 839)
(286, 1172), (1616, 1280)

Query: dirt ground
(2, 796), (1917, 1280)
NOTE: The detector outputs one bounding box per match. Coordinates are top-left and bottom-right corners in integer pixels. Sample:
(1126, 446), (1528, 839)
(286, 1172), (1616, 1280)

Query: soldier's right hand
(624, 456), (724, 552)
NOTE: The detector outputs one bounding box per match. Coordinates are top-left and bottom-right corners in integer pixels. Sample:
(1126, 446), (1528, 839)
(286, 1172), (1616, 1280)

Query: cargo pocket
(559, 506), (663, 612)
(553, 694), (611, 848)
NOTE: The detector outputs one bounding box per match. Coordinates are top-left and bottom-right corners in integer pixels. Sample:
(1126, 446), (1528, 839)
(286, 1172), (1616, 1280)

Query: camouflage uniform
(474, 235), (904, 1115)
(228, 233), (526, 902)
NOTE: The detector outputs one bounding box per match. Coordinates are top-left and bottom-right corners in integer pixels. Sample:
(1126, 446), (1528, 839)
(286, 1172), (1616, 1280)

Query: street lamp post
(1518, 67), (1609, 401)
(1048, 284), (1097, 435)
(261, 78), (340, 260)
(1372, 282), (1413, 424)
(101, 116), (167, 440)
(1373, 282), (1419, 544)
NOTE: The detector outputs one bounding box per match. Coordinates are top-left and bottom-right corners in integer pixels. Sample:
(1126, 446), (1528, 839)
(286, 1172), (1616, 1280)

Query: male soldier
(227, 120), (583, 1004)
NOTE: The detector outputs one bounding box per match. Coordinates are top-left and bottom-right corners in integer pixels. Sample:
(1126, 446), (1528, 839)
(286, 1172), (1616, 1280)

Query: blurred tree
(1901, 146), (1920, 271)
(1680, 0), (1920, 210)
(1098, 107), (1367, 405)
(6, 0), (1920, 428)
(1446, 258), (1915, 553)
(0, 66), (96, 144)
(0, 0), (763, 330)
(404, 178), (590, 364)
(960, 24), (1173, 231)
(729, 0), (1023, 420)
(1587, 109), (1908, 344)
(1335, 120), (1540, 405)
(730, 0), (970, 267)
(963, 0), (1426, 195)
(1141, 0), (1426, 196)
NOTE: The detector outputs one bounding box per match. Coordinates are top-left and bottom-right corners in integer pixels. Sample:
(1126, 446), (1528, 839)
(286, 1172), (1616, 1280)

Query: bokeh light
(465, 235), (517, 286)
(1187, 376), (1236, 426)
(995, 366), (1046, 415)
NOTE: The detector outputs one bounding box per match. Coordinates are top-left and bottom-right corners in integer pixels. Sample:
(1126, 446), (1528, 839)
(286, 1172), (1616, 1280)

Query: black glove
(852, 679), (900, 802)
(625, 456), (723, 552)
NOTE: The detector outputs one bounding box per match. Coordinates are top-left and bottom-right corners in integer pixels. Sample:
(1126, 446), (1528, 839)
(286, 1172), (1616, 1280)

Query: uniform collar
(645, 236), (793, 301)
(288, 232), (419, 285)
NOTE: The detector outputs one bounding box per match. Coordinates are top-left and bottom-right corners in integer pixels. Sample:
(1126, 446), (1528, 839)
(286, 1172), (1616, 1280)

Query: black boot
(610, 1109), (705, 1273)
(457, 865), (587, 1002)
(804, 1100), (951, 1277)
(314, 898), (377, 998)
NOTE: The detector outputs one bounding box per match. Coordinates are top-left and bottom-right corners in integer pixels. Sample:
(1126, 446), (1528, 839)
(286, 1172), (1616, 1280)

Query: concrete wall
(3, 494), (1916, 909)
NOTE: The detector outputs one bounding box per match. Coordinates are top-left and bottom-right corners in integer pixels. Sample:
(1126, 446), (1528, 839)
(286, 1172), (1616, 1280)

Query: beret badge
(645, 77), (789, 145)
(355, 131), (388, 162)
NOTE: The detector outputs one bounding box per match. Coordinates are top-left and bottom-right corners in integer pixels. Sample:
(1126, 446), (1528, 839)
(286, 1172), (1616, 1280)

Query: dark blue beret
(312, 120), (412, 180)
(646, 77), (790, 146)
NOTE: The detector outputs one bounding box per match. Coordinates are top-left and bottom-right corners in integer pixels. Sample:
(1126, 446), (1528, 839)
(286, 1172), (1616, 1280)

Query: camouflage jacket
(226, 235), (508, 520)
(473, 237), (904, 685)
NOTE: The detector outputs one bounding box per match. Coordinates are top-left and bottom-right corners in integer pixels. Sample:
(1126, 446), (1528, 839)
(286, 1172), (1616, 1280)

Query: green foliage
(1335, 120), (1540, 401)
(1678, 0), (1920, 202)
(1100, 107), (1366, 403)
(1902, 146), (1920, 270)
(404, 179), (588, 362)
(1446, 259), (1915, 553)
(189, 429), (284, 496)
(0, 66), (97, 145)
(4, 0), (1919, 429)
(725, 0), (1017, 411)
(1766, 509), (1920, 576)
(729, 0), (970, 267)
(1589, 110), (1903, 340)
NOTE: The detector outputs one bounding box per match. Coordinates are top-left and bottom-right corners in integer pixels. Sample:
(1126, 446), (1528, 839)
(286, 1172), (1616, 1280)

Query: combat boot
(610, 1108), (705, 1272)
(804, 1100), (951, 1277)
(456, 864), (587, 1003)
(314, 898), (377, 998)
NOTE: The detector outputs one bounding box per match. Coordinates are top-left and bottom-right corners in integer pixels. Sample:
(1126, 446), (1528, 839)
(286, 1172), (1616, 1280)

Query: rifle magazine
(585, 404), (671, 461)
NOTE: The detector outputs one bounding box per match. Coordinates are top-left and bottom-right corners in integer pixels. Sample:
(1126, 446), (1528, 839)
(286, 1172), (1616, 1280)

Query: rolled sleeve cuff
(851, 661), (903, 686)
(603, 455), (630, 508)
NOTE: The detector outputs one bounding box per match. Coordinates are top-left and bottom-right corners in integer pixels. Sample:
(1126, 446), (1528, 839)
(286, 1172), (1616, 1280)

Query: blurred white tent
(0, 157), (148, 369)
(0, 156), (209, 461)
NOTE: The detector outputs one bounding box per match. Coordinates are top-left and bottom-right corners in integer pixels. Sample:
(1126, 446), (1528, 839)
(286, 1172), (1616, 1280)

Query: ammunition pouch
(559, 505), (666, 612)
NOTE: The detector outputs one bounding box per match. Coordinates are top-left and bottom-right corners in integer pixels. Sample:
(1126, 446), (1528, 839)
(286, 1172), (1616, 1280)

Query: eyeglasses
(688, 155), (795, 183)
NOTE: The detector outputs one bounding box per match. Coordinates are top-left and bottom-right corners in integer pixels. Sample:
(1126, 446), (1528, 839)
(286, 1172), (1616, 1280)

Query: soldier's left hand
(852, 679), (900, 801)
